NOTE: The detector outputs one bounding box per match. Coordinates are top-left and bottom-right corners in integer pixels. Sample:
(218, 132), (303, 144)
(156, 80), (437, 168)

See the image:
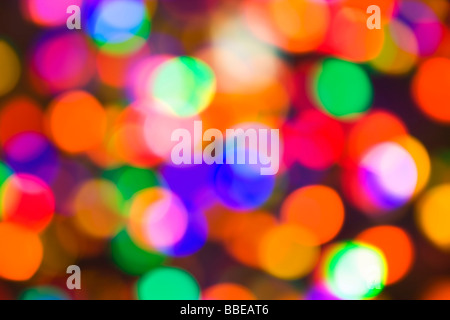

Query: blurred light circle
(396, 0), (442, 56)
(357, 226), (414, 284)
(22, 0), (83, 27)
(214, 162), (276, 211)
(370, 19), (418, 75)
(198, 38), (291, 129)
(20, 286), (69, 300)
(324, 7), (384, 62)
(210, 124), (280, 190)
(151, 56), (216, 117)
(358, 142), (418, 211)
(137, 267), (200, 300)
(323, 242), (387, 300)
(48, 90), (107, 154)
(311, 58), (373, 120)
(0, 222), (43, 281)
(86, 0), (151, 55)
(0, 96), (44, 147)
(161, 163), (218, 212)
(242, 0), (330, 53)
(203, 283), (256, 300)
(128, 187), (189, 252)
(1, 173), (54, 232)
(225, 122), (281, 177)
(0, 40), (20, 97)
(223, 210), (277, 268)
(73, 179), (125, 239)
(412, 57), (450, 123)
(283, 110), (345, 170)
(417, 184), (450, 250)
(281, 185), (345, 245)
(111, 229), (166, 276)
(31, 32), (95, 93)
(205, 20), (288, 94)
(4, 132), (59, 184)
(259, 224), (320, 280)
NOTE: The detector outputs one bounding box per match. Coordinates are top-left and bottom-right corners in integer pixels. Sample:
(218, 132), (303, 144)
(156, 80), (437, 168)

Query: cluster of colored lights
(1, 0), (450, 300)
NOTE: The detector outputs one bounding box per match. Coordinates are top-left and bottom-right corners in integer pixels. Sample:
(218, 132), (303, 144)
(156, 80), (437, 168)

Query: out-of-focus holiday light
(322, 242), (387, 300)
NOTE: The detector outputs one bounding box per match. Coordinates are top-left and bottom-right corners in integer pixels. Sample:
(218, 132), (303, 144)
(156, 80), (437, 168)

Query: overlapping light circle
(151, 56), (216, 117)
(322, 242), (387, 300)
(86, 0), (151, 55)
